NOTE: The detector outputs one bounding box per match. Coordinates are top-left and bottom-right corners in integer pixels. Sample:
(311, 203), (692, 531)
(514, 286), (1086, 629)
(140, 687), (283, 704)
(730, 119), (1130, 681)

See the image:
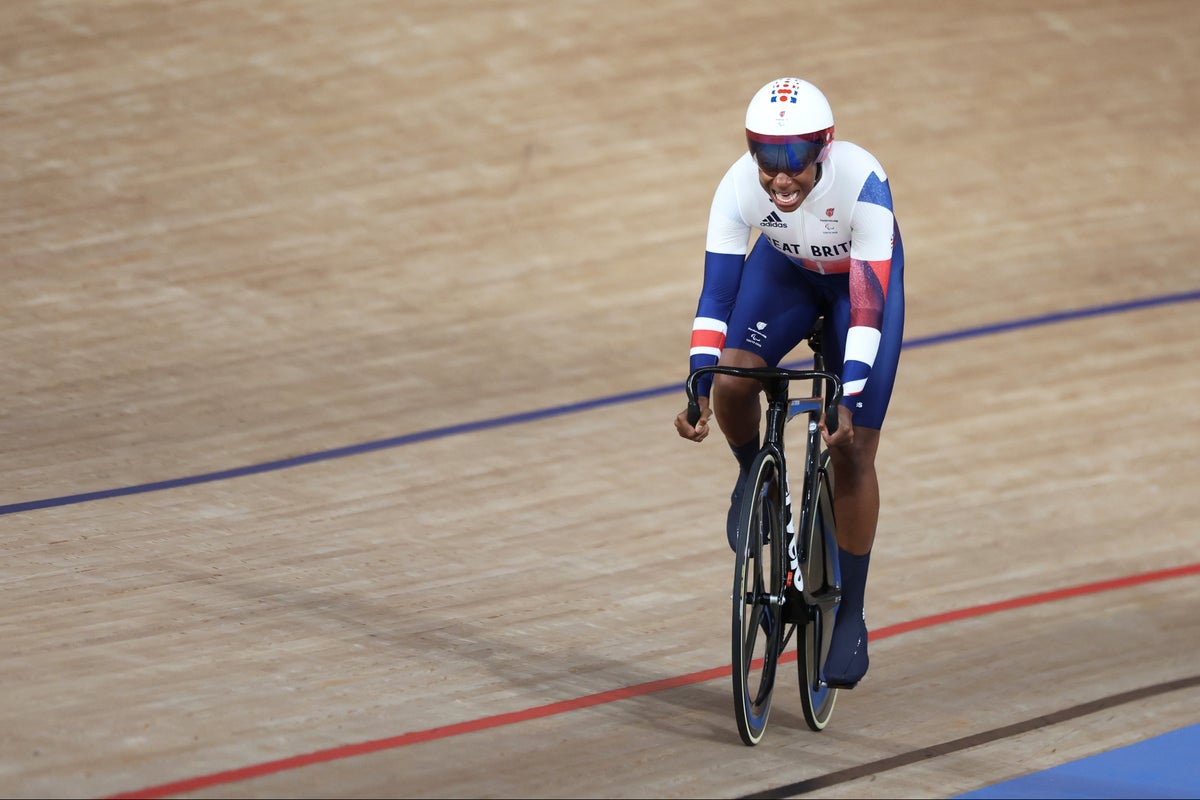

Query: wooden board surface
(1, 1), (1198, 797)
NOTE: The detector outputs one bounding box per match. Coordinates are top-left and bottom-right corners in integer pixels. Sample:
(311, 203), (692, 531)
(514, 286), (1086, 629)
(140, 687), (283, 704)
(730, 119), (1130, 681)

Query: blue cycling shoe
(726, 472), (748, 551)
(823, 610), (869, 688)
(724, 474), (744, 551)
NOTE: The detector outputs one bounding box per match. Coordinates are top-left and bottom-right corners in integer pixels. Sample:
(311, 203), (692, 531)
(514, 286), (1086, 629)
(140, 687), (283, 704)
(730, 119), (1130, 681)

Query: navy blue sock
(826, 547), (872, 685)
(837, 547), (871, 620)
(729, 435), (761, 475)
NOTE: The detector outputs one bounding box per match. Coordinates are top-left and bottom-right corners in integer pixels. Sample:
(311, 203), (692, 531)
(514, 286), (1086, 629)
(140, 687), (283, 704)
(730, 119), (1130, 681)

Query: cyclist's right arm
(678, 248), (737, 442)
(688, 166), (753, 399)
(689, 251), (744, 388)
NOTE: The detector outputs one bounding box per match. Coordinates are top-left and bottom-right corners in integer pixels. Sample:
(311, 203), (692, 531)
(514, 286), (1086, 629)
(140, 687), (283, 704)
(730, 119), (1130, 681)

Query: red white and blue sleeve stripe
(689, 250), (745, 398)
(842, 171), (895, 402)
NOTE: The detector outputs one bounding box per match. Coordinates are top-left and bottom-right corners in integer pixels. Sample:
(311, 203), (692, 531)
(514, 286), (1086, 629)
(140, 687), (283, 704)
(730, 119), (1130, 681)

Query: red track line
(870, 563), (1200, 639)
(107, 562), (1200, 800)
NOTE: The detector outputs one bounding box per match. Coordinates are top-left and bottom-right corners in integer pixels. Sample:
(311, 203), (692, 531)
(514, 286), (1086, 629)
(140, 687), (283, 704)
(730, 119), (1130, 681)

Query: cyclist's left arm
(842, 170), (897, 409)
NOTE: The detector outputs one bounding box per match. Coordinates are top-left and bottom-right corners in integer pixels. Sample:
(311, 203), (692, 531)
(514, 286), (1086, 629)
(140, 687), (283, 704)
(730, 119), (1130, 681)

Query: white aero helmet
(745, 78), (835, 173)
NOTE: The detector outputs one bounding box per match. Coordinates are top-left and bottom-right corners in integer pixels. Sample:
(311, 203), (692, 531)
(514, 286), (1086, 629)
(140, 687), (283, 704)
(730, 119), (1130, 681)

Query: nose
(771, 172), (797, 189)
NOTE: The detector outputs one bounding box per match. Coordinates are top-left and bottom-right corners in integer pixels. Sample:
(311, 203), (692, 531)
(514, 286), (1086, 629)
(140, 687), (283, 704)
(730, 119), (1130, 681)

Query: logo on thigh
(747, 321), (768, 347)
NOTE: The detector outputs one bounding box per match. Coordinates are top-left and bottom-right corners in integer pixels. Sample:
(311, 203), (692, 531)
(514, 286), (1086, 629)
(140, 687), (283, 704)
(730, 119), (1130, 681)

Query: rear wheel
(796, 450), (840, 731)
(731, 449), (785, 746)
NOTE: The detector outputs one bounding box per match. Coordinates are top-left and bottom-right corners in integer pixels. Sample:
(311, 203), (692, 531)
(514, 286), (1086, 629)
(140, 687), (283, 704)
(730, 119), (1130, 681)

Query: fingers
(819, 406), (854, 447)
(675, 408), (711, 442)
(681, 419), (708, 442)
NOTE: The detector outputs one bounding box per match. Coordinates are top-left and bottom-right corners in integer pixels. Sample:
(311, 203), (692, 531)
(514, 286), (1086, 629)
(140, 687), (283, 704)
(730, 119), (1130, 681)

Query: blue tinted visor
(746, 128), (830, 174)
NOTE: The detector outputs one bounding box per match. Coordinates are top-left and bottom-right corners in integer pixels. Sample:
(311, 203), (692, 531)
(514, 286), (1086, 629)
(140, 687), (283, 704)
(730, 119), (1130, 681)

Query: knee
(828, 433), (879, 483)
(712, 374), (760, 407)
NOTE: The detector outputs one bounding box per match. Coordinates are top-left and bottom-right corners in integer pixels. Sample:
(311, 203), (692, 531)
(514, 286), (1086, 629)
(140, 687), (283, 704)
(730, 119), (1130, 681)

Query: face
(757, 161), (819, 213)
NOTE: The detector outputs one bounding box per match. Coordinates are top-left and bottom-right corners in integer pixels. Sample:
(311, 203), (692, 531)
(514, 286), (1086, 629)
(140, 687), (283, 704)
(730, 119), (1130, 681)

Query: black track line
(740, 673), (1200, 799)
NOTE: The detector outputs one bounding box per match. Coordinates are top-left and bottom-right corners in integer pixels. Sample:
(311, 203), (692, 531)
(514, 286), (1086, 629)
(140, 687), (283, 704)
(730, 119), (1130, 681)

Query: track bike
(684, 319), (843, 745)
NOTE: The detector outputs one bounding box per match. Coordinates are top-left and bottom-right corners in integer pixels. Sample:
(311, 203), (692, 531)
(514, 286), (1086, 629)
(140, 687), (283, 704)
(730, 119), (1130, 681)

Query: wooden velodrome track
(2, 1), (1198, 797)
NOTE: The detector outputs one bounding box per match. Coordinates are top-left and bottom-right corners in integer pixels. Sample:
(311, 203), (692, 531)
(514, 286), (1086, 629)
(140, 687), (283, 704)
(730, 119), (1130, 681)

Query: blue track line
(3, 290), (1197, 517)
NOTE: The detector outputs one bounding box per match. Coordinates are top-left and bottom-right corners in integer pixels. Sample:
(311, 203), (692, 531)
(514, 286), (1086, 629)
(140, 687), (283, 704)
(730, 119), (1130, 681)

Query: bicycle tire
(731, 449), (786, 746)
(796, 450), (840, 731)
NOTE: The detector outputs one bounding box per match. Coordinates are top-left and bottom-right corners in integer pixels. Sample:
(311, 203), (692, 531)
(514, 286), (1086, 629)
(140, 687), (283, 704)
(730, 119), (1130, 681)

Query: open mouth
(773, 190), (800, 206)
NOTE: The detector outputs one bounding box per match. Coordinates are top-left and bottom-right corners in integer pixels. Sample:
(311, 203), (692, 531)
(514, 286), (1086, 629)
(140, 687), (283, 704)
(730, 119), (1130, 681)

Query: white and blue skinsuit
(688, 139), (905, 429)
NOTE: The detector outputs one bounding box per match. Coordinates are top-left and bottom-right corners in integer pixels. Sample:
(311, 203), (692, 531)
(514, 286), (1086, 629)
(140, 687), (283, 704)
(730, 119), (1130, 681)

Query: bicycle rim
(731, 451), (784, 746)
(797, 450), (839, 731)
(798, 608), (837, 730)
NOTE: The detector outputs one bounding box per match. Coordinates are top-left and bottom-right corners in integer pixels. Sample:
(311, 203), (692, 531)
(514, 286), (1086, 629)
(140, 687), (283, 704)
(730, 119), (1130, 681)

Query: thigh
(724, 236), (823, 367)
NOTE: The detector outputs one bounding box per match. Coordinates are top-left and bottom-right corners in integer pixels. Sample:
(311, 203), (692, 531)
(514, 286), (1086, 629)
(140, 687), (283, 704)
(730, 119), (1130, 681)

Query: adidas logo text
(760, 211), (787, 228)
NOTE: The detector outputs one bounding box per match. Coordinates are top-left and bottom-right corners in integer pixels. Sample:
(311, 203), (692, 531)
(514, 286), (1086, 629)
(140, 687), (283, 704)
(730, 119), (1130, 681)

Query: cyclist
(674, 78), (905, 688)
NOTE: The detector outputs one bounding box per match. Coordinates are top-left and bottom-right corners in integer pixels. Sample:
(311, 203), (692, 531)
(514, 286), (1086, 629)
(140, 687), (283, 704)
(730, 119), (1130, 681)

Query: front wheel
(796, 450), (840, 731)
(731, 449), (785, 746)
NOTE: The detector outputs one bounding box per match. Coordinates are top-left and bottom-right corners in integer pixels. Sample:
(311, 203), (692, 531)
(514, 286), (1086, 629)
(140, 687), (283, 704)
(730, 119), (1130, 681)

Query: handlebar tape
(824, 399), (840, 435)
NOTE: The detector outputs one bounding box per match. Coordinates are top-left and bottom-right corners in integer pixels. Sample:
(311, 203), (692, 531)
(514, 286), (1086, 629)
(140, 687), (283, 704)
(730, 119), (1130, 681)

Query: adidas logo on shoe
(760, 211), (787, 228)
